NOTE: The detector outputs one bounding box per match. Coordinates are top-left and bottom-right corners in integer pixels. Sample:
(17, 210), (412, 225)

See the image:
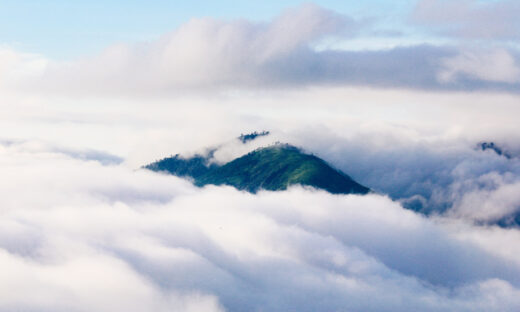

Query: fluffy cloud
(31, 4), (358, 94)
(37, 37), (519, 94)
(0, 47), (47, 90)
(0, 4), (516, 95)
(176, 125), (520, 225)
(266, 128), (520, 225)
(2, 85), (520, 310)
(4, 79), (520, 224)
(449, 177), (520, 224)
(438, 48), (520, 83)
(2, 140), (520, 311)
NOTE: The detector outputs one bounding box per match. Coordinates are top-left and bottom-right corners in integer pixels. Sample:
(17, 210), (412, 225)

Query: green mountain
(145, 152), (216, 179)
(145, 143), (369, 195)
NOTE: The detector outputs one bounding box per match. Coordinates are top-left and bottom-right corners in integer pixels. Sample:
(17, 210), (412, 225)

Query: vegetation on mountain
(238, 131), (270, 144)
(145, 143), (369, 195)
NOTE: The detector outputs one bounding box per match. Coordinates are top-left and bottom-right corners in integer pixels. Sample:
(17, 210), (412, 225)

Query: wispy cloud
(413, 0), (520, 40)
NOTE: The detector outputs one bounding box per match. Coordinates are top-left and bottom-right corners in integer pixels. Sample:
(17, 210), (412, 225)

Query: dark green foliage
(144, 153), (216, 179)
(238, 131), (270, 144)
(145, 144), (369, 195)
(478, 142), (511, 159)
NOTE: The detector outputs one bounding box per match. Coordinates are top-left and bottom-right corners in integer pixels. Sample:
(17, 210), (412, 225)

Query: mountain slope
(145, 153), (215, 179)
(145, 144), (369, 195)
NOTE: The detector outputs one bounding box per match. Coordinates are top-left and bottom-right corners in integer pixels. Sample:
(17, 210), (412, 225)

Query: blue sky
(0, 0), (415, 59)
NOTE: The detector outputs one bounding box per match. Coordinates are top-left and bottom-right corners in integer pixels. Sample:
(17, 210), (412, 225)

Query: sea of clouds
(3, 97), (520, 311)
(3, 138), (520, 311)
(2, 1), (520, 311)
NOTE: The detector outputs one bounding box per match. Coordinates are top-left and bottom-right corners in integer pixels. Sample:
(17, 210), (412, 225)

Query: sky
(0, 0), (416, 58)
(2, 1), (520, 311)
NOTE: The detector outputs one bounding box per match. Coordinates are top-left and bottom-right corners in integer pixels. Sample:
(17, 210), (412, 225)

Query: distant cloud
(412, 0), (520, 40)
(450, 178), (520, 224)
(191, 126), (520, 225)
(438, 48), (520, 84)
(0, 139), (123, 165)
(0, 3), (514, 96)
(33, 4), (359, 94)
(276, 129), (520, 225)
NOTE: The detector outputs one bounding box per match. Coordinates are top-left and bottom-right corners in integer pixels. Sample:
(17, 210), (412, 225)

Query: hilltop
(145, 143), (369, 195)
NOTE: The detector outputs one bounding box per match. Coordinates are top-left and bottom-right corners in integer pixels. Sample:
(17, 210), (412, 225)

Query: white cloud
(450, 177), (520, 223)
(0, 47), (47, 90)
(0, 249), (224, 312)
(4, 84), (520, 227)
(29, 3), (356, 95)
(438, 49), (520, 83)
(2, 138), (520, 311)
(2, 4), (519, 96)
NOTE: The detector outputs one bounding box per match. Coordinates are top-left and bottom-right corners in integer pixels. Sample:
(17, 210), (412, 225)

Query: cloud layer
(1, 3), (519, 95)
(2, 140), (520, 311)
(161, 123), (520, 225)
(413, 0), (520, 40)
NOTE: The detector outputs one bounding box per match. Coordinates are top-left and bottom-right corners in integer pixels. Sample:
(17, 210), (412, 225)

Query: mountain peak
(238, 131), (270, 144)
(145, 143), (369, 195)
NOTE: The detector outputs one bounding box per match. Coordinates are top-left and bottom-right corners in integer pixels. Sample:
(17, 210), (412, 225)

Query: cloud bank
(158, 124), (520, 226)
(1, 3), (518, 95)
(2, 140), (520, 311)
(295, 132), (520, 225)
